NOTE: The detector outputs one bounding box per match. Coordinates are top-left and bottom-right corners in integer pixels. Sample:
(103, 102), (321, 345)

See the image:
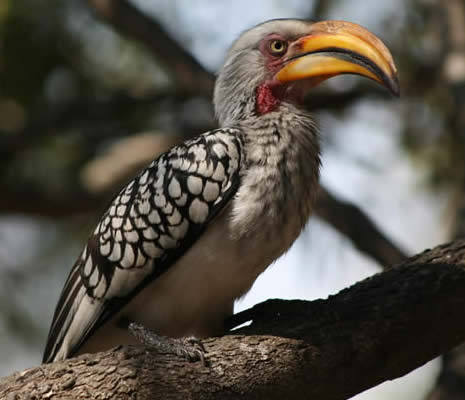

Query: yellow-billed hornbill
(43, 19), (398, 363)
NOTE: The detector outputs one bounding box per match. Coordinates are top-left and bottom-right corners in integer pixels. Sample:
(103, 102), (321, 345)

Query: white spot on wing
(89, 268), (99, 287)
(148, 210), (161, 224)
(192, 145), (206, 159)
(176, 193), (187, 206)
(123, 218), (133, 231)
(121, 244), (135, 268)
(135, 217), (147, 229)
(168, 177), (182, 198)
(112, 217), (123, 229)
(142, 241), (162, 258)
(203, 181), (220, 202)
(143, 227), (158, 240)
(154, 194), (166, 208)
(139, 170), (149, 185)
(202, 161), (214, 177)
(167, 208), (182, 226)
(139, 184), (149, 196)
(187, 176), (203, 195)
(121, 194), (131, 204)
(227, 141), (239, 159)
(83, 256), (93, 277)
(168, 219), (189, 239)
(138, 201), (150, 215)
(212, 163), (225, 181)
(135, 249), (146, 267)
(124, 230), (139, 243)
(108, 242), (122, 262)
(162, 202), (173, 215)
(102, 216), (111, 230)
(159, 234), (177, 249)
(189, 198), (209, 224)
(115, 230), (123, 242)
(100, 241), (111, 256)
(212, 143), (226, 157)
(103, 228), (111, 240)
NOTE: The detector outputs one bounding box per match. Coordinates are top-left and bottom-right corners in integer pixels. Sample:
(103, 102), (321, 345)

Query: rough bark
(1, 239), (465, 399)
(425, 1), (465, 398)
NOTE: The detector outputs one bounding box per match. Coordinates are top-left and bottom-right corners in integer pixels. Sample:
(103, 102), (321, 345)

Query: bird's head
(214, 19), (399, 126)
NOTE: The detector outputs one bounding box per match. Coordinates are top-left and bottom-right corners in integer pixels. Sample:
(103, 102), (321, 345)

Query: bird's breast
(231, 126), (319, 242)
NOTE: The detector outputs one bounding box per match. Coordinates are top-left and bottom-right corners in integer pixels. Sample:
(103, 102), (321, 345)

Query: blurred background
(1, 0), (465, 398)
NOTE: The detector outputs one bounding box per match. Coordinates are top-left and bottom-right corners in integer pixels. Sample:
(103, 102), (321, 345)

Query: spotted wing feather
(43, 128), (243, 363)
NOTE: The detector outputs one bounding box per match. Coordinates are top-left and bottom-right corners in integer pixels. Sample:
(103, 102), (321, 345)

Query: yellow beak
(275, 20), (399, 96)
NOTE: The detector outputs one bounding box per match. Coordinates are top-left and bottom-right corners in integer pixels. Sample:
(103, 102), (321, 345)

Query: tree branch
(86, 0), (215, 96)
(426, 1), (465, 398)
(0, 90), (196, 156)
(315, 187), (407, 267)
(2, 240), (465, 399)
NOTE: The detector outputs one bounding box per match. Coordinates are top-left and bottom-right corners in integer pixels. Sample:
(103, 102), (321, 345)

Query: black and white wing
(42, 128), (243, 363)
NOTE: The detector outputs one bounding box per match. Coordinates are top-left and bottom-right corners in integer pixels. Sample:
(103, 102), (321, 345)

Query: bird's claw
(128, 322), (207, 365)
(176, 336), (206, 363)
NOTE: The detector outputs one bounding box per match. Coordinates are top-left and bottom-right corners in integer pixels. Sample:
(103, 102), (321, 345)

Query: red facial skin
(256, 34), (313, 115)
(256, 34), (288, 115)
(256, 84), (282, 115)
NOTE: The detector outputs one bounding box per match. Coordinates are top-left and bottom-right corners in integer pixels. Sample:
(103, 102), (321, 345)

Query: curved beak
(275, 21), (399, 96)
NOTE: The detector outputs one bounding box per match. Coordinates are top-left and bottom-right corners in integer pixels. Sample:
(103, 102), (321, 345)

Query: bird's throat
(256, 83), (282, 115)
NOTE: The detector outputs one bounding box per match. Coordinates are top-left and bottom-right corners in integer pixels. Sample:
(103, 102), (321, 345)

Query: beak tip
(387, 75), (400, 97)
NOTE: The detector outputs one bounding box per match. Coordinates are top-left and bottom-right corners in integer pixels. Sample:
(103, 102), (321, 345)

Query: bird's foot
(128, 322), (207, 365)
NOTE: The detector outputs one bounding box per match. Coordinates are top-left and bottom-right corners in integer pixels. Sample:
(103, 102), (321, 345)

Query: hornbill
(43, 19), (399, 363)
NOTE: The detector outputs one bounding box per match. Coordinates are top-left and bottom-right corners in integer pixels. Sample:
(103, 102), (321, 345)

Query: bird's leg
(128, 322), (207, 365)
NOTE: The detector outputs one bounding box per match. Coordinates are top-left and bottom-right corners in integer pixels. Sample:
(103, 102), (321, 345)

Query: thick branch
(426, 1), (465, 398)
(2, 240), (465, 399)
(0, 91), (196, 156)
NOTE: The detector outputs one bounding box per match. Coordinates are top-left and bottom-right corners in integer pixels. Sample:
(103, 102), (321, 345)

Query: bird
(42, 19), (399, 363)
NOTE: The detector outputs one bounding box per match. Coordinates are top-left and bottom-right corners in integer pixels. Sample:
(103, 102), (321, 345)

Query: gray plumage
(43, 18), (369, 363)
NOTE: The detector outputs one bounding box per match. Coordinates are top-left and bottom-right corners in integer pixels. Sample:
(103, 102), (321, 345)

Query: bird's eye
(268, 39), (287, 56)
